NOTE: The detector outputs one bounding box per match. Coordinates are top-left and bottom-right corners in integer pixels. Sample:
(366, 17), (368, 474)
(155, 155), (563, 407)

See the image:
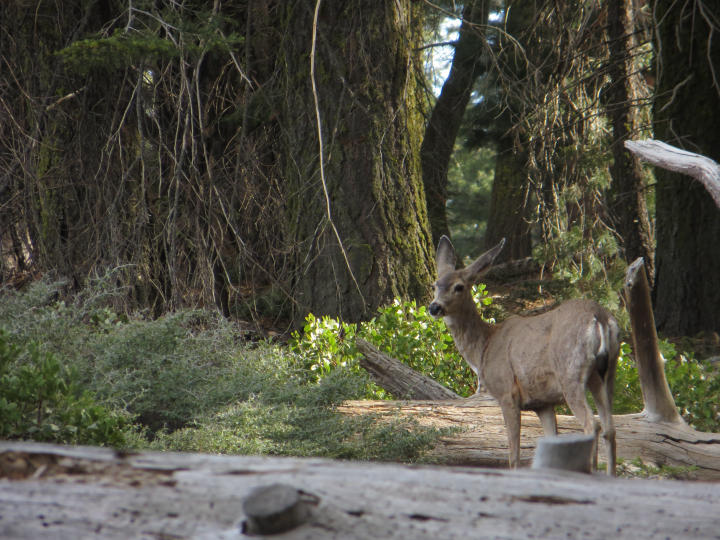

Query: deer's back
(482, 299), (616, 409)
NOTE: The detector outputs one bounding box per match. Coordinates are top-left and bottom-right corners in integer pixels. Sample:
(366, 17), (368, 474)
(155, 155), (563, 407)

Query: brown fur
(429, 237), (618, 475)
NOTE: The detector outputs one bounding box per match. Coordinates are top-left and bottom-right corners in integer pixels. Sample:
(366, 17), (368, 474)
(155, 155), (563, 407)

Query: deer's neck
(444, 302), (493, 372)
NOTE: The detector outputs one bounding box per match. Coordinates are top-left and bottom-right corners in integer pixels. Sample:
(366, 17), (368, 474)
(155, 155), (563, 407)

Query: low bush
(2, 275), (717, 462)
(0, 278), (451, 461)
(0, 330), (135, 447)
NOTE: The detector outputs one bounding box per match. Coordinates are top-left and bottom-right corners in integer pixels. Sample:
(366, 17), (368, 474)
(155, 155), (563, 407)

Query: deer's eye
(453, 283), (464, 293)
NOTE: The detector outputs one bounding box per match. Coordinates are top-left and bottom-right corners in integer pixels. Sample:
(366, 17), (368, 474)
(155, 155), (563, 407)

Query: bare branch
(624, 139), (720, 208)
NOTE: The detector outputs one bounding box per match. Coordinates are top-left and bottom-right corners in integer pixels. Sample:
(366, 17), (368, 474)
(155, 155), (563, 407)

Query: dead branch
(356, 339), (460, 400)
(624, 139), (720, 207)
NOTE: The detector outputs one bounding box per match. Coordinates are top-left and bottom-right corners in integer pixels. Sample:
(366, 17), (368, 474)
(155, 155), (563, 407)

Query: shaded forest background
(1, 0), (719, 338)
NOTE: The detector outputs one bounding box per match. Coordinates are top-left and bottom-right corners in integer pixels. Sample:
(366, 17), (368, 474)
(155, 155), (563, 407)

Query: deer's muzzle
(428, 302), (444, 317)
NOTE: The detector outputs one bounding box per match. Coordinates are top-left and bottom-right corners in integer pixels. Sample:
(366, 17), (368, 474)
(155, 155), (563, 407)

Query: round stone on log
(532, 434), (595, 474)
(242, 483), (310, 534)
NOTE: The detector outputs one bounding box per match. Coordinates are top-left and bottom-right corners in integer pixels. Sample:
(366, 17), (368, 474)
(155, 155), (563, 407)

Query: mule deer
(429, 236), (619, 475)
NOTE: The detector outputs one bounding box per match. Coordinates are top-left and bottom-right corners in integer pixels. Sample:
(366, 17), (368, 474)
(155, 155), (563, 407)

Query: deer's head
(428, 236), (505, 318)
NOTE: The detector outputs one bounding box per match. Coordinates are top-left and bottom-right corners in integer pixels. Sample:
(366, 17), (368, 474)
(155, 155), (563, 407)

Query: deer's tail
(594, 316), (620, 382)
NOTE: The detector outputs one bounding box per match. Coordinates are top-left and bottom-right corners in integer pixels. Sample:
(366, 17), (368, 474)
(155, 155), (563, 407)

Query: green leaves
(0, 279), (455, 461)
(0, 330), (132, 447)
(290, 290), (497, 398)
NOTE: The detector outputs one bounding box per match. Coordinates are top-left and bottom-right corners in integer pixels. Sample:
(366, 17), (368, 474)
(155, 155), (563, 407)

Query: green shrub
(0, 280), (451, 462)
(611, 342), (641, 414)
(290, 285), (495, 398)
(151, 347), (452, 462)
(663, 343), (720, 432)
(533, 225), (626, 321)
(0, 330), (134, 447)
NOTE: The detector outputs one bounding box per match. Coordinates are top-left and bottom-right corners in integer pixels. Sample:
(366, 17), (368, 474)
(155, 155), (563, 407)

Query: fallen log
(338, 397), (720, 478)
(2, 441), (720, 540)
(356, 338), (461, 400)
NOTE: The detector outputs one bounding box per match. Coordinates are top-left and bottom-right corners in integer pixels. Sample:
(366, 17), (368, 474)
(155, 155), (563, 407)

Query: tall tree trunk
(606, 0), (654, 281)
(482, 0), (534, 261)
(421, 1), (489, 246)
(280, 1), (434, 325)
(652, 0), (720, 335)
(484, 134), (531, 260)
(1, 1), (435, 324)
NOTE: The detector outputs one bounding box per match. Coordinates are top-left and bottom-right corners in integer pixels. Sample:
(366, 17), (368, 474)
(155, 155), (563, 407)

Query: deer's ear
(436, 235), (456, 277)
(464, 238), (505, 283)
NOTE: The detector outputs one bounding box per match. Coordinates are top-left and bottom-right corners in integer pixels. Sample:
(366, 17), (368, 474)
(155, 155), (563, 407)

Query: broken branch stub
(623, 257), (683, 423)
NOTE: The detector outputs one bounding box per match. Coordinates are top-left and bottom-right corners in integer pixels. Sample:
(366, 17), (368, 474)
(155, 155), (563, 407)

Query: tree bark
(421, 1), (489, 245)
(652, 0), (720, 335)
(282, 0), (434, 325)
(606, 0), (654, 282)
(482, 1), (534, 261)
(1, 1), (436, 323)
(484, 134), (532, 260)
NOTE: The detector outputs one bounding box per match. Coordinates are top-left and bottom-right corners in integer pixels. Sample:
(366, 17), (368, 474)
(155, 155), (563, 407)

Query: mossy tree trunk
(1, 1), (435, 324)
(485, 134), (532, 261)
(652, 0), (720, 335)
(257, 1), (434, 324)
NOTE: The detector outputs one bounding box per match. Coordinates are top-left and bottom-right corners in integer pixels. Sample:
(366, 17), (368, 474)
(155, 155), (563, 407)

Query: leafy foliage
(0, 330), (133, 446)
(2, 276), (718, 467)
(610, 342), (640, 414)
(663, 345), (720, 433)
(533, 224), (626, 316)
(0, 279), (450, 462)
(291, 285), (495, 398)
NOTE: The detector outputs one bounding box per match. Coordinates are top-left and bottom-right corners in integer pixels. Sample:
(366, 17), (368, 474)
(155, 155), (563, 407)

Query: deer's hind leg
(562, 384), (601, 471)
(536, 405), (558, 436)
(588, 372), (616, 475)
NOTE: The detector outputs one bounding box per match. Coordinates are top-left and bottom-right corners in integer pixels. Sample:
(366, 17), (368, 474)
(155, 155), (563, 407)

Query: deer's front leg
(499, 399), (522, 468)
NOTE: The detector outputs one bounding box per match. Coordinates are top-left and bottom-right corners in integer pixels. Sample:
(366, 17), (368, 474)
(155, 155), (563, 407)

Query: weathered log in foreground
(338, 397), (720, 478)
(2, 441), (720, 540)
